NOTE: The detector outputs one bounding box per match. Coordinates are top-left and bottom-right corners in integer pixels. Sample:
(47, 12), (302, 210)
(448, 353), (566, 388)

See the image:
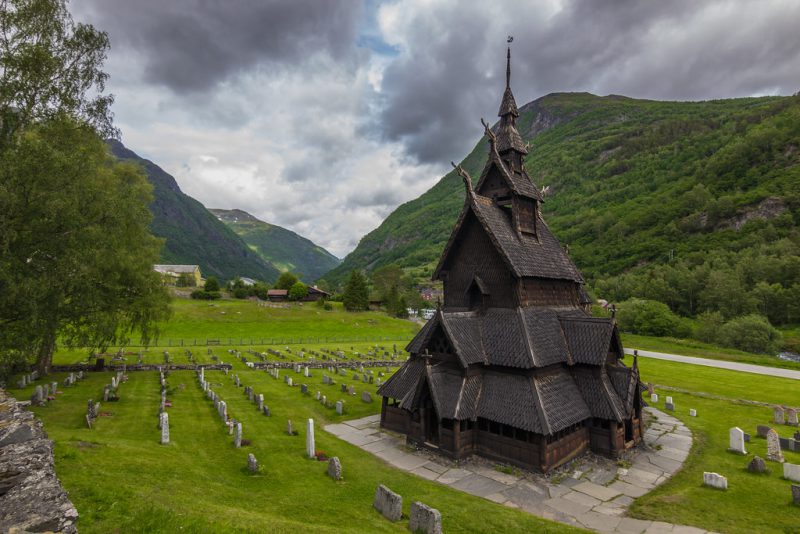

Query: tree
(0, 0), (116, 139)
(275, 271), (299, 290)
(0, 117), (170, 373)
(342, 270), (369, 312)
(204, 276), (220, 292)
(616, 299), (684, 337)
(717, 314), (782, 355)
(288, 282), (308, 301)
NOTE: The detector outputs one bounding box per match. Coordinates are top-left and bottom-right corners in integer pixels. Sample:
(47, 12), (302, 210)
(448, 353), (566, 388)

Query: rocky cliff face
(0, 390), (78, 533)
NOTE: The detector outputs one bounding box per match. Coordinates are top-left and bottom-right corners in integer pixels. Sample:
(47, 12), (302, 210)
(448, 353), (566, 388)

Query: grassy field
(17, 363), (580, 533)
(622, 333), (800, 371)
(13, 299), (800, 532)
(631, 357), (800, 533)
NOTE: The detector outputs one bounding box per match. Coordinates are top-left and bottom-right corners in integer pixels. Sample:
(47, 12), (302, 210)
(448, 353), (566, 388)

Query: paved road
(624, 348), (800, 380)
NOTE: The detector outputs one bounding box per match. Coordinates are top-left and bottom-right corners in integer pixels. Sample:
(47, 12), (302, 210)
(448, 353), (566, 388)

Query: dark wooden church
(377, 49), (644, 473)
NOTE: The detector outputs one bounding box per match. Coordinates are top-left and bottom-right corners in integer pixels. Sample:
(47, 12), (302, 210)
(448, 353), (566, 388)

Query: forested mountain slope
(210, 209), (340, 282)
(323, 93), (800, 289)
(108, 141), (280, 283)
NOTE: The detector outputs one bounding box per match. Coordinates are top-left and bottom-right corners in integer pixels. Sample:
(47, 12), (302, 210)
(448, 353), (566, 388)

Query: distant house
(154, 264), (202, 286)
(267, 289), (288, 301)
(303, 285), (331, 302)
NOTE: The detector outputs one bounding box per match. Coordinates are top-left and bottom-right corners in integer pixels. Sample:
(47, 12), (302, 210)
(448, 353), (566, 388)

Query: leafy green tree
(342, 270), (369, 312)
(616, 299), (683, 337)
(204, 277), (220, 292)
(251, 282), (270, 300)
(288, 281), (308, 301)
(694, 311), (725, 344)
(718, 314), (782, 354)
(275, 271), (299, 290)
(0, 117), (170, 373)
(0, 0), (116, 139)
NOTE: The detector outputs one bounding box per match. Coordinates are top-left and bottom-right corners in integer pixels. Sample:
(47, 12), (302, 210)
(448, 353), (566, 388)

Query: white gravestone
(160, 413), (169, 444)
(728, 427), (746, 454)
(234, 423), (242, 448)
(703, 472), (727, 490)
(306, 418), (315, 459)
(783, 462), (800, 483)
(650, 393), (658, 403)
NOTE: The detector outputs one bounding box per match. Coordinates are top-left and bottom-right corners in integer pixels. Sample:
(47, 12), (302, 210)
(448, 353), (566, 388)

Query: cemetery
(2, 306), (799, 533)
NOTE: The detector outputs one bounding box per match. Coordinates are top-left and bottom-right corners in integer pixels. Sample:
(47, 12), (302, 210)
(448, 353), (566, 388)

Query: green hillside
(108, 141), (280, 283)
(210, 208), (340, 282)
(323, 92), (800, 288)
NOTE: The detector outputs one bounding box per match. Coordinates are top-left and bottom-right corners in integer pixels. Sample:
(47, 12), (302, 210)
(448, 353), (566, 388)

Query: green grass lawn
(622, 333), (800, 371)
(631, 357), (800, 533)
(19, 363), (580, 533)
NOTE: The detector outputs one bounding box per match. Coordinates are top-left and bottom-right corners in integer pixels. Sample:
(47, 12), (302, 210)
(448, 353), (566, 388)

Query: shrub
(616, 298), (682, 337)
(717, 314), (782, 354)
(204, 277), (220, 292)
(288, 282), (308, 301)
(190, 290), (221, 300)
(694, 311), (725, 344)
(233, 287), (248, 299)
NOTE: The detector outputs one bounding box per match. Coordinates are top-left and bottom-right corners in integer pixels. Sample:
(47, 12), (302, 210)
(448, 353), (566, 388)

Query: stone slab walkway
(325, 407), (715, 534)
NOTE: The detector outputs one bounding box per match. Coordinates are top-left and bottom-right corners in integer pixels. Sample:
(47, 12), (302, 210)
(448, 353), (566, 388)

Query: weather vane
(507, 35), (514, 43)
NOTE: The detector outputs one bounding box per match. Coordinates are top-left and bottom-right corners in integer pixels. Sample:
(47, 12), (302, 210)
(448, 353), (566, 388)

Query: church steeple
(495, 47), (528, 161)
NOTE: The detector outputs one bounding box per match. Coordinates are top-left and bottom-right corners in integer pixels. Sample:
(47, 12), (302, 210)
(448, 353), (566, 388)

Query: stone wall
(0, 389), (78, 533)
(50, 363), (232, 373)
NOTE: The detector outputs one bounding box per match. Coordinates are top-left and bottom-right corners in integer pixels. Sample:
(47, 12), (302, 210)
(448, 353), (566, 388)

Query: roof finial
(451, 161), (473, 194)
(506, 36), (513, 89)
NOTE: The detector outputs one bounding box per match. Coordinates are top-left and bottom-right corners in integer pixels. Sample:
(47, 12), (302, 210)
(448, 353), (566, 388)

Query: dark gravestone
(780, 437), (794, 451)
(793, 485), (800, 506)
(743, 433), (751, 442)
(747, 456), (767, 473)
(795, 431), (800, 441)
(756, 425), (771, 438)
(94, 358), (105, 371)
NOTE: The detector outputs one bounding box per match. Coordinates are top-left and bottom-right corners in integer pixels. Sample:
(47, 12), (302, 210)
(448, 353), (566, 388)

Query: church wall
(442, 215), (516, 309)
(518, 278), (581, 307)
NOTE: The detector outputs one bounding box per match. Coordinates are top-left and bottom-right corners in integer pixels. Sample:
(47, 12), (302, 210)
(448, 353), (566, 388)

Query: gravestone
(792, 484), (800, 506)
(219, 400), (227, 421)
(788, 408), (799, 426)
(647, 382), (654, 396)
(234, 423), (242, 448)
(766, 429), (785, 462)
(409, 501), (443, 534)
(703, 472), (727, 490)
(287, 420), (294, 436)
(336, 400), (344, 415)
(248, 453), (258, 473)
(348, 386), (356, 396)
(287, 377), (293, 387)
(728, 427), (747, 455)
(304, 366), (310, 377)
(665, 401), (674, 411)
(306, 419), (315, 459)
(774, 406), (785, 424)
(160, 413), (169, 444)
(31, 385), (44, 406)
(744, 433), (751, 442)
(373, 485), (402, 522)
(757, 425), (771, 438)
(51, 382), (57, 395)
(87, 399), (96, 419)
(263, 405), (270, 417)
(795, 431), (800, 441)
(780, 437), (795, 451)
(665, 396), (673, 404)
(784, 462), (800, 483)
(327, 457), (342, 481)
(301, 384), (308, 394)
(747, 456), (767, 473)
(316, 391), (321, 401)
(321, 395), (327, 405)
(258, 394), (264, 411)
(341, 384), (347, 393)
(361, 391), (373, 403)
(689, 408), (697, 417)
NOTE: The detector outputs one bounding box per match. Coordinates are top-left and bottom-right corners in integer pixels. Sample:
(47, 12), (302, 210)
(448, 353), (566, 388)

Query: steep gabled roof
(535, 368), (592, 432)
(478, 372), (546, 433)
(571, 366), (626, 422)
(560, 317), (616, 365)
(474, 144), (539, 200)
(377, 357), (425, 401)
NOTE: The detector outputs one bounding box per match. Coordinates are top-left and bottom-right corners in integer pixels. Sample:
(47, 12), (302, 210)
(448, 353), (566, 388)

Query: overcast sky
(72, 0), (800, 258)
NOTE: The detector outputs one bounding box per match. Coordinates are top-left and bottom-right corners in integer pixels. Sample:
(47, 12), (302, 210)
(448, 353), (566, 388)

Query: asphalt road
(623, 348), (800, 380)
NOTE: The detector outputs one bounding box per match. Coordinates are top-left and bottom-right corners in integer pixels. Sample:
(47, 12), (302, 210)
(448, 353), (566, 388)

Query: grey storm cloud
(75, 0), (362, 92)
(377, 0), (800, 163)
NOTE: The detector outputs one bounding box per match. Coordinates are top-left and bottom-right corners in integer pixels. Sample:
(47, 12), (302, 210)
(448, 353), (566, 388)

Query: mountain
(323, 92), (800, 287)
(209, 208), (340, 282)
(108, 140), (280, 283)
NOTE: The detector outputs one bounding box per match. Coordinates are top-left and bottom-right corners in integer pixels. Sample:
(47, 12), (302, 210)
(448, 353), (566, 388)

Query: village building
(267, 289), (289, 301)
(303, 285), (331, 302)
(153, 264), (202, 286)
(377, 49), (644, 473)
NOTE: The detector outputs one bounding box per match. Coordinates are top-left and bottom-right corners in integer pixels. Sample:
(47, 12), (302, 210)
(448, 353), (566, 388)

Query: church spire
(496, 45), (527, 156)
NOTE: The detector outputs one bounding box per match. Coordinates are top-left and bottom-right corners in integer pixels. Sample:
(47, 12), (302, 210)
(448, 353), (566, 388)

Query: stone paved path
(624, 348), (800, 380)
(325, 407), (714, 534)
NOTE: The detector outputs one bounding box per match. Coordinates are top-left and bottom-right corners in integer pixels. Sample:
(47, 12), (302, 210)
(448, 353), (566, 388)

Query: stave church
(377, 48), (644, 473)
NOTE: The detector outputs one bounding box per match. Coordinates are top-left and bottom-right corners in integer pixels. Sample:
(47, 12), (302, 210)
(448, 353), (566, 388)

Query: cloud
(375, 0), (800, 163)
(68, 0), (800, 260)
(74, 0), (363, 93)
